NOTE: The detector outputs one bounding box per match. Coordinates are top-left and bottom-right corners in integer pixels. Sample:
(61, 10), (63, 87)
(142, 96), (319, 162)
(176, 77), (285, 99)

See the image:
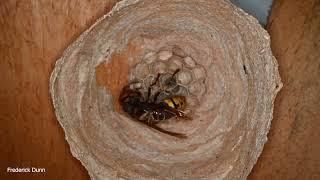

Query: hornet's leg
(153, 91), (161, 103)
(147, 73), (161, 102)
(150, 73), (161, 86)
(163, 69), (180, 94)
(172, 69), (180, 78)
(147, 87), (151, 102)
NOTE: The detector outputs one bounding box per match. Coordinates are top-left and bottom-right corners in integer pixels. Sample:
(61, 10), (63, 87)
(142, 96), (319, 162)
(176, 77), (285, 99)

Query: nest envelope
(50, 0), (282, 179)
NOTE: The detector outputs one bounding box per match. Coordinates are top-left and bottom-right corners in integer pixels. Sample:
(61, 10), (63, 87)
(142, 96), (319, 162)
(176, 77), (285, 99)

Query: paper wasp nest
(50, 0), (282, 179)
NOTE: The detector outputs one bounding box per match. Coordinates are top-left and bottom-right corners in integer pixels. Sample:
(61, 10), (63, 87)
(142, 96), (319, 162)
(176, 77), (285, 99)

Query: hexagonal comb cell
(129, 47), (207, 105)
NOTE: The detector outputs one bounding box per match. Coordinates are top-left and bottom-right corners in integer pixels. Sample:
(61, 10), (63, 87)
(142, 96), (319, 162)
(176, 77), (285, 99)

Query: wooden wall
(248, 0), (320, 179)
(0, 0), (319, 179)
(0, 1), (120, 179)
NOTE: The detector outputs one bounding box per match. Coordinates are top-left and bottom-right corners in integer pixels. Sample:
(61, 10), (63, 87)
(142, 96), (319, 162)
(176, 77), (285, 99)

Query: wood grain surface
(248, 0), (320, 179)
(0, 0), (319, 180)
(0, 1), (121, 180)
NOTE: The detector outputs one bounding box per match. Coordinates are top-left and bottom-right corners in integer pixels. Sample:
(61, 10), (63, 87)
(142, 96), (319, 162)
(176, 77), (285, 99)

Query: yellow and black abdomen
(163, 96), (186, 110)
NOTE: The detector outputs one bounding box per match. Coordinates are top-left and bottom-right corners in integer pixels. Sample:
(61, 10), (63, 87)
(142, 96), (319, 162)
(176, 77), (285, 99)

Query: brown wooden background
(1, 0), (319, 179)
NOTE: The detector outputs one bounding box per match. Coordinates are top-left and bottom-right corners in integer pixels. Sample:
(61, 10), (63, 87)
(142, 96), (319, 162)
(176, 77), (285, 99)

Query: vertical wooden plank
(249, 0), (320, 179)
(0, 1), (120, 179)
